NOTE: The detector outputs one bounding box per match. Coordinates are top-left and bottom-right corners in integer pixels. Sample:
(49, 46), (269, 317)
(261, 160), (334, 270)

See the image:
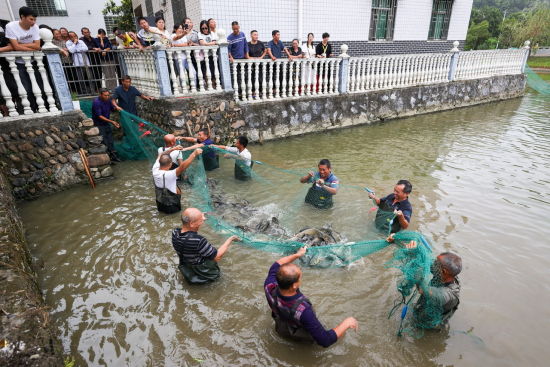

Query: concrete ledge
(0, 173), (63, 366)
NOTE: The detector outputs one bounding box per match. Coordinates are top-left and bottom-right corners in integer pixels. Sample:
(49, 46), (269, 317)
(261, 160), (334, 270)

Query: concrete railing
(117, 49), (161, 97)
(166, 45), (223, 96)
(231, 58), (339, 102)
(454, 48), (528, 81)
(0, 51), (58, 119)
(347, 52), (452, 93)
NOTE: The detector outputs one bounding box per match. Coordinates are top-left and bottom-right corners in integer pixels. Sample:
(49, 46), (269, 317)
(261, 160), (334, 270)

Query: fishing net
(114, 110), (445, 333)
(525, 65), (550, 94)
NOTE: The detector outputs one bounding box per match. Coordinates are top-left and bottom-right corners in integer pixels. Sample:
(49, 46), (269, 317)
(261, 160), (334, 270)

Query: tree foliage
(467, 2), (550, 49)
(103, 0), (135, 32)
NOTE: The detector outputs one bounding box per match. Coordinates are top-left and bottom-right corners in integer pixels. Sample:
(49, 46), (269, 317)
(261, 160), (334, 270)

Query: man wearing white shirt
(4, 6), (42, 112)
(152, 146), (202, 214)
(214, 136), (253, 180)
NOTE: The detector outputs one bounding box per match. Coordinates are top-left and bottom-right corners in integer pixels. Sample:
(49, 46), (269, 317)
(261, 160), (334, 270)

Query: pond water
(19, 92), (550, 366)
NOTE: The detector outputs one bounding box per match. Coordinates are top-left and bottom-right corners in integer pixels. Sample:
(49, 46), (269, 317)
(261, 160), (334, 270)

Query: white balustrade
(165, 45), (222, 96)
(347, 53), (452, 93)
(454, 49), (527, 80)
(0, 51), (60, 119)
(231, 58), (340, 103)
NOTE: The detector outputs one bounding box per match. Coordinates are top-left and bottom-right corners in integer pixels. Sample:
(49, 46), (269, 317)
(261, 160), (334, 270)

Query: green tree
(518, 6), (550, 46)
(470, 6), (503, 37)
(103, 0), (135, 32)
(498, 15), (524, 48)
(466, 20), (491, 49)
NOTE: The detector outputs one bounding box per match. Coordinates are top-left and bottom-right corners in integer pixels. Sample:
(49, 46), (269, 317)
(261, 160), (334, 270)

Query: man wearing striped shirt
(172, 207), (239, 284)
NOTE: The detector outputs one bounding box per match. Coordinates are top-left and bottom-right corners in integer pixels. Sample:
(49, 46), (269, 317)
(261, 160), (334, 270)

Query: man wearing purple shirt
(264, 247), (358, 347)
(92, 88), (121, 161)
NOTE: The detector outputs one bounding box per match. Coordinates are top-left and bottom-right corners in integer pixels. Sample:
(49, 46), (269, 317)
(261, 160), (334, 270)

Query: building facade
(1, 0), (122, 35)
(131, 0), (473, 55)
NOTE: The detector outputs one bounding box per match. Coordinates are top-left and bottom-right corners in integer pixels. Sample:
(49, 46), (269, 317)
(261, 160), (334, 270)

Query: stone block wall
(0, 172), (63, 366)
(138, 74), (526, 144)
(137, 92), (246, 146)
(0, 111), (112, 200)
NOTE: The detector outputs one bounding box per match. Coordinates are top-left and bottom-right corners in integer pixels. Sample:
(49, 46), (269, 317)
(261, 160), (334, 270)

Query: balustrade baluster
(246, 61), (253, 100)
(35, 53), (58, 112)
(240, 63), (248, 102)
(186, 50), (198, 94)
(204, 49), (213, 90)
(332, 59), (339, 94)
(212, 49), (222, 91)
(7, 56), (32, 114)
(0, 67), (17, 116)
(166, 50), (181, 96)
(232, 61), (239, 101)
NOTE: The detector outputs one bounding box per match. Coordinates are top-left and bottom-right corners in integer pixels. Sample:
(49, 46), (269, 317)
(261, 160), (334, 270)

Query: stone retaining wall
(0, 172), (63, 366)
(138, 74), (526, 144)
(0, 111), (112, 200)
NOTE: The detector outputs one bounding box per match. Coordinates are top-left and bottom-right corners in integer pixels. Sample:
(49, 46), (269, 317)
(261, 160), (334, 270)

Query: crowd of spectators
(0, 5), (336, 115)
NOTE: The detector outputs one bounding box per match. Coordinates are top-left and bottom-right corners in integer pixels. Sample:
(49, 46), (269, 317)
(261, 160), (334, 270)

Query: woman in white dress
(302, 33), (315, 91)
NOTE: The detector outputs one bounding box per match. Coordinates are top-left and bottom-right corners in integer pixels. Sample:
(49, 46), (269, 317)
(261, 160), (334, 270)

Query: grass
(527, 56), (550, 69)
(536, 72), (550, 81)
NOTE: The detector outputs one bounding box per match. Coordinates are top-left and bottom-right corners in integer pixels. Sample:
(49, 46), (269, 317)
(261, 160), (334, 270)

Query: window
(26, 0), (68, 17)
(369, 0), (397, 41)
(172, 0), (187, 26)
(145, 0), (154, 17)
(103, 16), (119, 35)
(428, 0), (454, 40)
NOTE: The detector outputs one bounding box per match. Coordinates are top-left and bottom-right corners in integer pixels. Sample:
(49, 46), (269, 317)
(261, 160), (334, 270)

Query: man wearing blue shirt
(92, 88), (120, 161)
(267, 30), (285, 60)
(227, 21), (249, 62)
(111, 75), (153, 116)
(300, 159), (340, 209)
(369, 180), (413, 233)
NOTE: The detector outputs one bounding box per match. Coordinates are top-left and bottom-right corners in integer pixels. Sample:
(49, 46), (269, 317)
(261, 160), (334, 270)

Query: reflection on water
(19, 93), (550, 366)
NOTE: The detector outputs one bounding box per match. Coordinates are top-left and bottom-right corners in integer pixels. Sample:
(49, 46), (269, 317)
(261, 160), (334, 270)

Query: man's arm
(175, 148), (202, 176)
(368, 192), (381, 205)
(299, 305), (357, 348)
(394, 209), (410, 229)
(98, 115), (120, 128)
(275, 246), (307, 265)
(213, 235), (240, 262)
(139, 94), (154, 101)
(321, 184), (338, 195)
(300, 171), (314, 184)
(266, 48), (276, 61)
(179, 136), (198, 143)
(111, 98), (123, 111)
(8, 39), (40, 51)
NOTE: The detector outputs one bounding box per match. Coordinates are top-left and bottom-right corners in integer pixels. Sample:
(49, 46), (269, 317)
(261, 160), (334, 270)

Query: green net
(525, 65), (550, 94)
(116, 110), (447, 333)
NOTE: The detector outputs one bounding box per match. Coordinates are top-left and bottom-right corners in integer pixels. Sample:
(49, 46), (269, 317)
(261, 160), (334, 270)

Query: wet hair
(231, 21), (239, 26)
(122, 75), (132, 81)
(155, 16), (164, 24)
(199, 128), (210, 137)
(199, 20), (209, 34)
(159, 153), (173, 167)
(397, 179), (412, 194)
(19, 6), (37, 18)
(99, 88), (110, 95)
(97, 28), (106, 36)
(439, 252), (462, 277)
(137, 16), (147, 24)
(319, 158), (331, 168)
(276, 264), (300, 290)
(237, 136), (248, 147)
(307, 32), (314, 47)
(272, 30), (279, 37)
(322, 32), (330, 39)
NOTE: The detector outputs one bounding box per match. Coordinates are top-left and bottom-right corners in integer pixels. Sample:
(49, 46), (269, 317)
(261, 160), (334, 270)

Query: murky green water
(20, 92), (550, 366)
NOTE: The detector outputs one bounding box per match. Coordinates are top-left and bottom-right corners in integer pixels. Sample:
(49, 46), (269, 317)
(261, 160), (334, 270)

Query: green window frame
(369, 0), (398, 41)
(428, 0), (454, 40)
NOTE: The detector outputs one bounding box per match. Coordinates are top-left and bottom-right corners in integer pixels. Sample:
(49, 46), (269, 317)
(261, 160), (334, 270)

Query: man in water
(158, 134), (201, 170)
(111, 75), (153, 116)
(172, 207), (239, 284)
(214, 136), (252, 180)
(152, 147), (202, 214)
(299, 159), (339, 209)
(178, 129), (219, 171)
(395, 239), (461, 328)
(264, 246), (358, 347)
(369, 180), (412, 233)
